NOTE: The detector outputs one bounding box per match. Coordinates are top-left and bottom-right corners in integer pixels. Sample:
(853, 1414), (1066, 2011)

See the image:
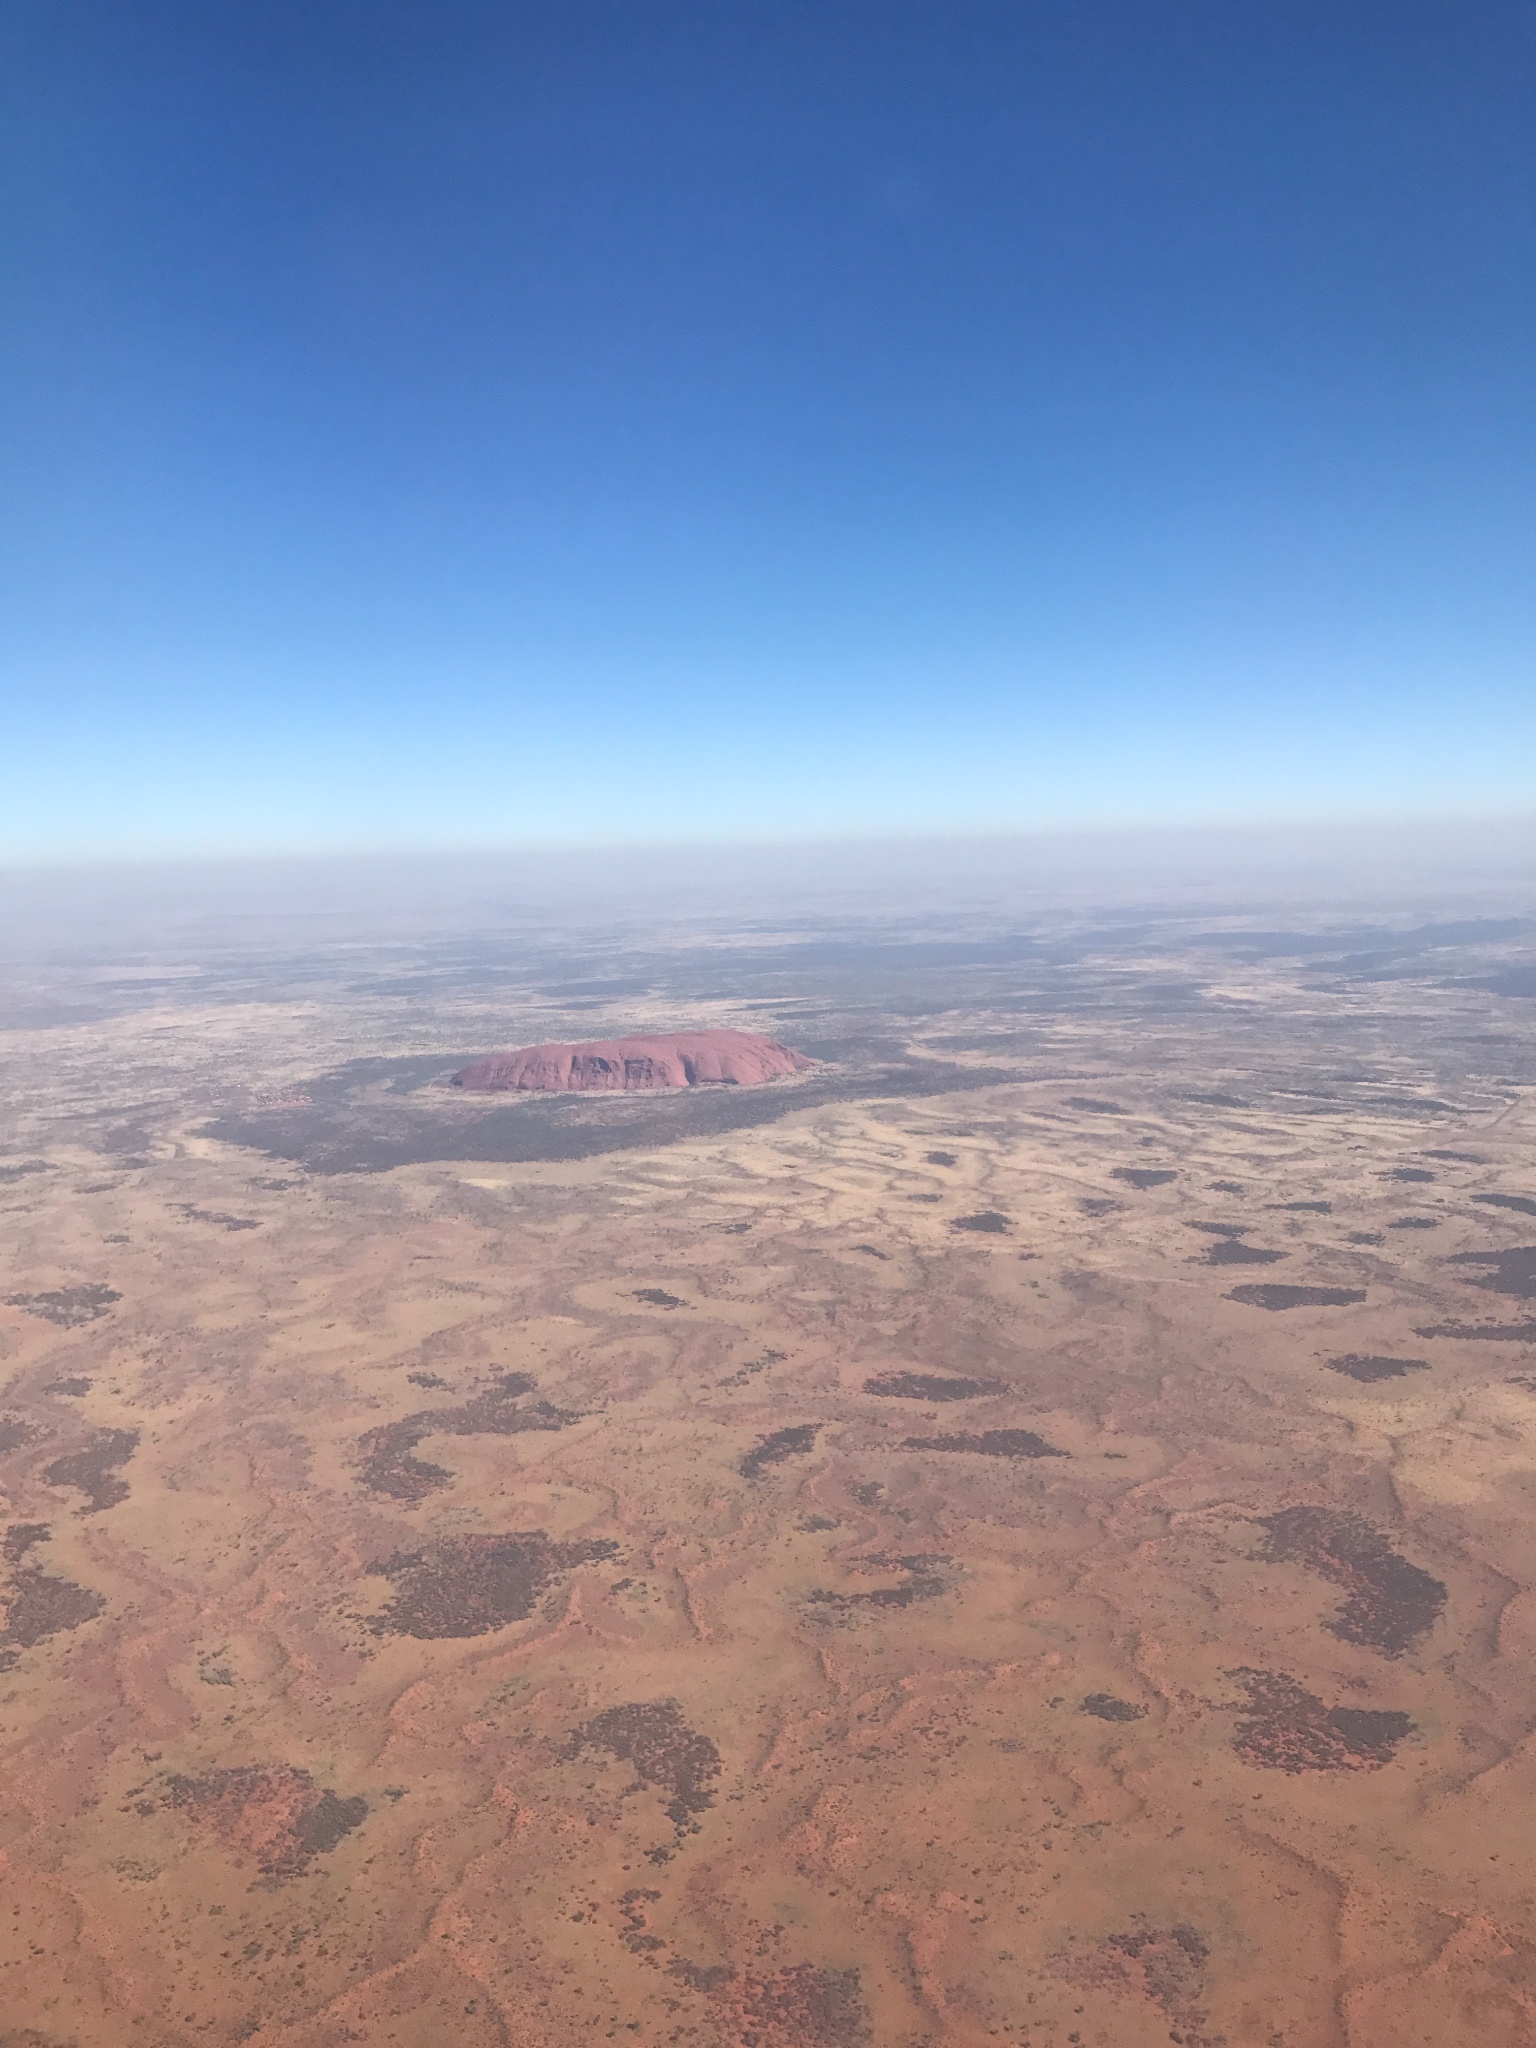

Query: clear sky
(2, 1), (1533, 862)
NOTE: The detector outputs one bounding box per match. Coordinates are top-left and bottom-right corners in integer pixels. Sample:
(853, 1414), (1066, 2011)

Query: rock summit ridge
(452, 1027), (811, 1094)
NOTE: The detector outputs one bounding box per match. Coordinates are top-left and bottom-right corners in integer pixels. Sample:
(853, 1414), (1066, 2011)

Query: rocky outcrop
(452, 1028), (811, 1093)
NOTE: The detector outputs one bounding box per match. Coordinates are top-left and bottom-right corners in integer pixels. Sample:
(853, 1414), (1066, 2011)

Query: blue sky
(2, 1), (1533, 861)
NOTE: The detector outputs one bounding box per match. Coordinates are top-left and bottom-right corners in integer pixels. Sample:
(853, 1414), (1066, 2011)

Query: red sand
(452, 1028), (812, 1093)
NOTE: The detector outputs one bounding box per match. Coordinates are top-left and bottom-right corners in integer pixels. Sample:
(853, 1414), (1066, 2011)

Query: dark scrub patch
(1269, 1201), (1332, 1214)
(1385, 1167), (1435, 1183)
(1415, 1319), (1536, 1341)
(1327, 1354), (1430, 1384)
(808, 1554), (950, 1616)
(566, 1698), (721, 1828)
(864, 1371), (1004, 1401)
(850, 1244), (889, 1260)
(1260, 1507), (1445, 1653)
(1081, 1693), (1146, 1722)
(368, 1530), (616, 1639)
(924, 1150), (958, 1166)
(158, 1766), (366, 1880)
(1389, 1216), (1439, 1230)
(0, 1161), (51, 1183)
(1228, 1669), (1414, 1772)
(1059, 1921), (1210, 2044)
(0, 1524), (105, 1670)
(1209, 1179), (1244, 1194)
(1473, 1193), (1536, 1217)
(740, 1424), (819, 1478)
(356, 1373), (571, 1500)
(0, 1417), (36, 1454)
(42, 1429), (139, 1513)
(634, 1288), (687, 1308)
(951, 1211), (1010, 1234)
(1111, 1168), (1176, 1189)
(1227, 1285), (1365, 1310)
(176, 1206), (259, 1231)
(903, 1428), (1066, 1459)
(730, 1963), (872, 2048)
(42, 1377), (91, 1397)
(2, 1524), (49, 1566)
(1451, 1246), (1536, 1299)
(1065, 1098), (1126, 1114)
(1186, 1221), (1248, 1236)
(1204, 1240), (1286, 1266)
(4, 1285), (120, 1328)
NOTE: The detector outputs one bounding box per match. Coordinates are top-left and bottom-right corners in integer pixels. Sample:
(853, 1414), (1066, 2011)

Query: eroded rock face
(452, 1029), (811, 1093)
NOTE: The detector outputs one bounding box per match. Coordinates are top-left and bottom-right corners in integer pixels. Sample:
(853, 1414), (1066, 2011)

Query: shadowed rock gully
(368, 1531), (617, 1638)
(1260, 1507), (1445, 1653)
(565, 1699), (721, 1828)
(1228, 1668), (1414, 1771)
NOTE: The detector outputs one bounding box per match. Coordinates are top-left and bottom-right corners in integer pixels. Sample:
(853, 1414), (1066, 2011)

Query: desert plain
(1, 885), (1534, 2047)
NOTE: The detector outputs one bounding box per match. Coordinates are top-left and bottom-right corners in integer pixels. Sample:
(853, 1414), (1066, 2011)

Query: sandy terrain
(0, 902), (1533, 2046)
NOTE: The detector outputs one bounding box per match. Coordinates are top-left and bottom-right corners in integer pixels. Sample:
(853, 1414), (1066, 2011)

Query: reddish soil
(452, 1029), (811, 1093)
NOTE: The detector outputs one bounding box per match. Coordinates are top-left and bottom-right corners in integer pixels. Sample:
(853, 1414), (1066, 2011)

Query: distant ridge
(452, 1028), (812, 1094)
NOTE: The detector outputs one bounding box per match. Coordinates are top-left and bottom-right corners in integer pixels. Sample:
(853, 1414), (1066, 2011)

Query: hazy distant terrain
(1, 846), (1534, 2046)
